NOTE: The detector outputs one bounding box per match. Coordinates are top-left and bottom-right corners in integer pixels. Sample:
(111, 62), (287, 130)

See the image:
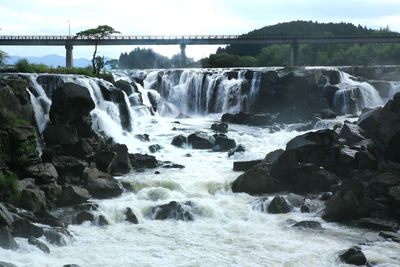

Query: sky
(1, 0), (400, 61)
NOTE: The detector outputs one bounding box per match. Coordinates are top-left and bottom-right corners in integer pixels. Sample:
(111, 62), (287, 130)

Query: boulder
(57, 186), (91, 207)
(0, 203), (13, 227)
(264, 149), (284, 164)
(52, 156), (88, 184)
(233, 160), (264, 172)
(12, 217), (43, 238)
(227, 144), (245, 157)
(28, 237), (50, 254)
(286, 193), (305, 208)
(83, 167), (123, 199)
(388, 185), (400, 202)
(385, 132), (400, 163)
(25, 163), (58, 185)
(44, 228), (66, 246)
(292, 221), (322, 230)
(129, 153), (158, 169)
(75, 211), (94, 224)
(0, 227), (18, 250)
(18, 187), (46, 213)
(94, 150), (116, 174)
(339, 123), (366, 145)
(97, 215), (109, 226)
(221, 112), (272, 126)
(162, 163), (185, 169)
(355, 217), (398, 232)
(134, 134), (150, 142)
(211, 123), (228, 133)
(379, 231), (400, 243)
(322, 191), (359, 222)
(339, 247), (367, 266)
(315, 109), (337, 119)
(114, 80), (135, 96)
(187, 132), (215, 149)
(212, 134), (236, 152)
(43, 124), (79, 146)
(147, 201), (194, 221)
(110, 144), (132, 175)
(148, 144), (161, 153)
(124, 207), (138, 224)
(231, 162), (282, 195)
(268, 196), (291, 214)
(171, 135), (186, 147)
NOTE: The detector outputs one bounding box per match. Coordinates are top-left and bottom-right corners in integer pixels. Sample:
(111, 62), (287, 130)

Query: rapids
(1, 68), (399, 267)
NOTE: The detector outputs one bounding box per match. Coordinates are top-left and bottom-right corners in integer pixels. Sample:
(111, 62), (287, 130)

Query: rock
(57, 186), (91, 207)
(385, 132), (400, 163)
(388, 185), (400, 202)
(34, 211), (64, 228)
(52, 156), (88, 184)
(339, 123), (366, 145)
(73, 203), (99, 212)
(268, 196), (291, 214)
(129, 153), (158, 169)
(75, 211), (94, 224)
(211, 123), (228, 133)
(233, 160), (264, 172)
(147, 201), (194, 221)
(187, 132), (215, 149)
(355, 217), (398, 232)
(94, 149), (116, 174)
(10, 125), (40, 166)
(28, 237), (50, 253)
(124, 207), (138, 224)
(110, 144), (132, 175)
(49, 82), (95, 125)
(162, 164), (185, 169)
(337, 147), (357, 177)
(134, 134), (150, 142)
(18, 187), (46, 213)
(114, 80), (135, 96)
(339, 247), (367, 266)
(356, 151), (378, 171)
(232, 162), (282, 195)
(316, 109), (337, 119)
(212, 134), (236, 152)
(0, 203), (13, 227)
(322, 191), (359, 222)
(25, 163), (58, 184)
(97, 215), (109, 226)
(227, 144), (245, 157)
(12, 217), (44, 238)
(286, 193), (305, 208)
(121, 182), (134, 192)
(83, 167), (123, 199)
(44, 228), (66, 246)
(0, 262), (18, 267)
(171, 135), (186, 147)
(379, 231), (400, 243)
(43, 124), (79, 146)
(264, 149), (284, 164)
(292, 221), (322, 229)
(270, 150), (299, 182)
(63, 265), (81, 267)
(221, 112), (272, 126)
(357, 107), (382, 134)
(148, 144), (161, 153)
(0, 227), (18, 250)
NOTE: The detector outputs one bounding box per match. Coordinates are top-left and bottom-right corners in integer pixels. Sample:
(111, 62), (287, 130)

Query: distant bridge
(1, 34), (400, 67)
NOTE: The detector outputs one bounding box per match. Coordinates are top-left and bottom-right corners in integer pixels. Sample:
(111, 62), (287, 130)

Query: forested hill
(218, 21), (380, 56)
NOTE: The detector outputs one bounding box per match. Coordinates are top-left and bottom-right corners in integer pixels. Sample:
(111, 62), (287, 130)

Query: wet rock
(28, 237), (50, 253)
(0, 203), (13, 227)
(83, 167), (123, 199)
(0, 227), (18, 250)
(232, 162), (282, 195)
(292, 221), (322, 229)
(73, 203), (98, 212)
(233, 160), (264, 172)
(12, 217), (44, 238)
(97, 215), (109, 226)
(124, 207), (138, 224)
(221, 112), (272, 126)
(43, 124), (79, 146)
(212, 134), (236, 152)
(94, 150), (116, 174)
(18, 185), (47, 213)
(323, 191), (359, 222)
(339, 123), (366, 145)
(385, 132), (400, 163)
(114, 80), (135, 96)
(110, 144), (132, 175)
(121, 182), (134, 192)
(0, 262), (18, 267)
(388, 185), (400, 202)
(149, 144), (162, 153)
(264, 149), (285, 164)
(52, 156), (88, 184)
(379, 231), (400, 243)
(268, 196), (291, 214)
(211, 123), (228, 133)
(34, 211), (64, 228)
(134, 134), (150, 142)
(75, 211), (94, 224)
(129, 153), (158, 169)
(315, 109), (337, 119)
(25, 163), (58, 185)
(339, 247), (367, 266)
(63, 265), (81, 267)
(228, 144), (245, 157)
(44, 228), (66, 246)
(286, 193), (305, 208)
(355, 217), (398, 232)
(57, 186), (91, 207)
(171, 135), (186, 147)
(188, 132), (215, 149)
(147, 201), (194, 221)
(162, 164), (185, 169)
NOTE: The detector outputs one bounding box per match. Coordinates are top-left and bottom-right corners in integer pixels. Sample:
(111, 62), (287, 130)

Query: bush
(0, 171), (19, 203)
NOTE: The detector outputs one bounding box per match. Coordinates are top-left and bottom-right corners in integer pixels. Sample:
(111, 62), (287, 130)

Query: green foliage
(98, 71), (115, 83)
(0, 50), (8, 65)
(76, 25), (120, 39)
(0, 111), (27, 129)
(201, 53), (257, 68)
(0, 171), (19, 203)
(105, 59), (119, 69)
(13, 59), (94, 76)
(257, 45), (290, 66)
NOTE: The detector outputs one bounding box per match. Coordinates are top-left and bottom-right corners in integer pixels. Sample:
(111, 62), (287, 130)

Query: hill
(5, 54), (92, 68)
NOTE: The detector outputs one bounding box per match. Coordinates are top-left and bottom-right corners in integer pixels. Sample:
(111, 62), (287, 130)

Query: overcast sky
(1, 0), (400, 60)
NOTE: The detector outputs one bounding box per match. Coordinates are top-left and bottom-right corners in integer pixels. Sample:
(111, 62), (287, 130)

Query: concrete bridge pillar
(290, 42), (299, 67)
(65, 43), (73, 68)
(180, 43), (186, 68)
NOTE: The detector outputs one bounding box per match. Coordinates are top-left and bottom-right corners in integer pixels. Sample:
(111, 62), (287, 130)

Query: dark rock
(212, 134), (236, 152)
(292, 221), (322, 229)
(228, 144), (245, 157)
(340, 123), (366, 145)
(121, 182), (134, 192)
(357, 107), (382, 134)
(221, 112), (272, 126)
(356, 151), (378, 171)
(155, 171), (161, 174)
(316, 109), (337, 119)
(63, 265), (81, 267)
(147, 201), (194, 221)
(286, 193), (305, 208)
(134, 134), (150, 142)
(75, 211), (94, 224)
(232, 162), (282, 195)
(379, 231), (400, 243)
(270, 150), (299, 180)
(114, 80), (135, 96)
(73, 203), (98, 212)
(129, 153), (158, 169)
(264, 149), (285, 164)
(97, 215), (109, 226)
(0, 203), (13, 227)
(18, 187), (46, 213)
(324, 70), (341, 84)
(188, 132), (215, 149)
(171, 135), (186, 147)
(388, 185), (400, 202)
(52, 156), (88, 184)
(83, 167), (123, 199)
(57, 186), (91, 207)
(124, 207), (138, 224)
(25, 163), (58, 184)
(355, 217), (398, 232)
(12, 217), (44, 238)
(162, 164), (185, 169)
(323, 191), (359, 222)
(211, 123), (228, 133)
(176, 113), (190, 119)
(34, 211), (64, 228)
(233, 160), (263, 172)
(339, 247), (367, 266)
(385, 132), (400, 163)
(43, 124), (79, 146)
(0, 262), (17, 267)
(94, 149), (116, 174)
(0, 227), (18, 250)
(44, 228), (66, 246)
(110, 144), (132, 175)
(300, 203), (311, 213)
(268, 196), (291, 214)
(149, 144), (162, 153)
(28, 237), (50, 253)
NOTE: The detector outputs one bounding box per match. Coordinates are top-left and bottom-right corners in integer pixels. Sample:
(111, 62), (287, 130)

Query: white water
(2, 71), (399, 266)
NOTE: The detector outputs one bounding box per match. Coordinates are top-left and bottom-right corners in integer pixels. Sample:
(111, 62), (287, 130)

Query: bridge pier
(180, 43), (186, 68)
(65, 43), (73, 68)
(290, 42), (299, 67)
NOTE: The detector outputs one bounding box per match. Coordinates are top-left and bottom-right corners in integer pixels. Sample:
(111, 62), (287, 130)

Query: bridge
(1, 34), (400, 67)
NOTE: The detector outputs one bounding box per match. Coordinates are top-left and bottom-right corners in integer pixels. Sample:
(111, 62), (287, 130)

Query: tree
(0, 50), (8, 65)
(105, 59), (119, 69)
(76, 25), (120, 76)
